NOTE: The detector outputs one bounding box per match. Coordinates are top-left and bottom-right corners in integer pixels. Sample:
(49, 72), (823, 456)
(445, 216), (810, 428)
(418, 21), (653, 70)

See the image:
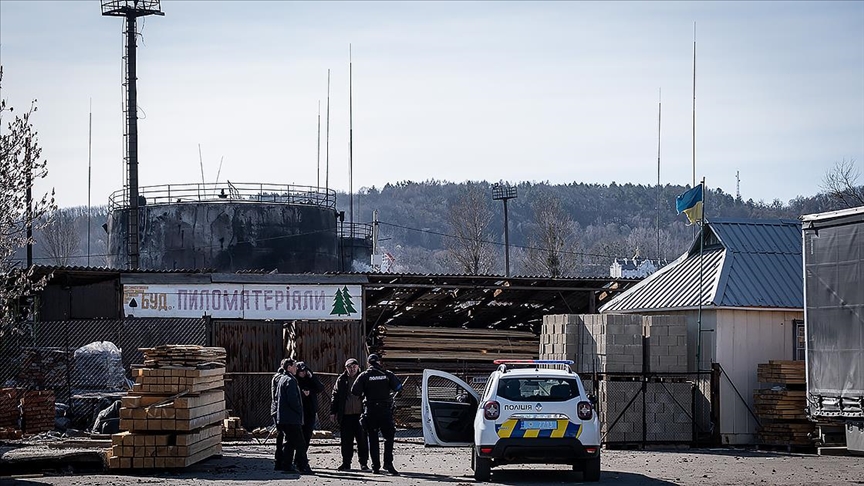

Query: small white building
(600, 219), (804, 445)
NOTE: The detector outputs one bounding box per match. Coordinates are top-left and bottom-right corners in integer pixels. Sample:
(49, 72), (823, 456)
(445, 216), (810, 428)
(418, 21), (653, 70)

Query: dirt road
(2, 439), (863, 485)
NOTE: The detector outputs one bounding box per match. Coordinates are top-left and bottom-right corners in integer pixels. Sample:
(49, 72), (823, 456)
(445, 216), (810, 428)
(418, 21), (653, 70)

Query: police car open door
(421, 370), (480, 447)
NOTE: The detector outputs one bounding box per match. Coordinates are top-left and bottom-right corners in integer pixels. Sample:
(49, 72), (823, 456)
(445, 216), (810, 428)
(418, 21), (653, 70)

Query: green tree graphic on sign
(341, 286), (357, 314)
(331, 287), (357, 316)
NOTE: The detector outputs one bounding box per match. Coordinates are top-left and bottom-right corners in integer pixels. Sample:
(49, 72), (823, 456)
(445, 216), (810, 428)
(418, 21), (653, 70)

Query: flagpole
(696, 177), (706, 371)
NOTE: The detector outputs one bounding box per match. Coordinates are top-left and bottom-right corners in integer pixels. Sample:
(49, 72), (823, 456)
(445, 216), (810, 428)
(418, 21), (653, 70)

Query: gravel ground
(2, 438), (864, 486)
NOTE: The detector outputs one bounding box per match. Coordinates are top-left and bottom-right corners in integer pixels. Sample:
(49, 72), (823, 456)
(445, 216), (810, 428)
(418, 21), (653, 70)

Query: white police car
(422, 360), (601, 482)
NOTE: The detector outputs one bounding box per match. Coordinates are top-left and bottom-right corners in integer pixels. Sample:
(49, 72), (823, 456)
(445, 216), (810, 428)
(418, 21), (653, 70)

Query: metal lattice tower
(101, 1), (164, 269)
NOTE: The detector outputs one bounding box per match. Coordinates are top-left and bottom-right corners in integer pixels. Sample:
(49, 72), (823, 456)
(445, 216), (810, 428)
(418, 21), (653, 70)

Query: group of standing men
(270, 353), (403, 476)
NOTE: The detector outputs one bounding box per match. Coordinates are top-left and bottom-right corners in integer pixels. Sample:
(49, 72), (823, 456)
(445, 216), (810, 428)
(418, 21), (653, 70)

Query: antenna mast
(101, 0), (164, 270)
(657, 88), (661, 262)
(317, 100), (321, 189)
(692, 22), (697, 188)
(88, 98), (93, 266)
(736, 170), (740, 199)
(349, 44), (354, 246)
(326, 69), (331, 196)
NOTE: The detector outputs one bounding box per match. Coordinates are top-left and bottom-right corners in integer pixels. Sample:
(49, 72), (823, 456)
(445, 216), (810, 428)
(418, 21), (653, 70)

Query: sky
(0, 1), (862, 210)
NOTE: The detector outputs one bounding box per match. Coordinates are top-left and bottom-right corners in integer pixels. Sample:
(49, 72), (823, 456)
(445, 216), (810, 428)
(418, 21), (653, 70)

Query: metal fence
(590, 371), (717, 446)
(0, 317), (207, 434)
(1, 317), (718, 446)
(223, 372), (487, 432)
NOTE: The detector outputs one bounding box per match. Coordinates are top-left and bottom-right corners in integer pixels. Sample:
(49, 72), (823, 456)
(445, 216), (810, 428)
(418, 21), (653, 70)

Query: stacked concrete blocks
(642, 315), (689, 373)
(541, 313), (689, 374)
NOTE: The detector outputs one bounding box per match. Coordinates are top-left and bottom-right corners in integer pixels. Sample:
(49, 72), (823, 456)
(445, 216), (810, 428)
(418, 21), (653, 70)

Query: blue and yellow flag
(676, 184), (703, 224)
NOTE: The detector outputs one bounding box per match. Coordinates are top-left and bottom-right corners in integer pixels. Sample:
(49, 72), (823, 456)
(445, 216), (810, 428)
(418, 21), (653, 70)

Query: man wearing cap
(351, 353), (403, 475)
(295, 361), (324, 450)
(329, 358), (369, 471)
(275, 359), (313, 474)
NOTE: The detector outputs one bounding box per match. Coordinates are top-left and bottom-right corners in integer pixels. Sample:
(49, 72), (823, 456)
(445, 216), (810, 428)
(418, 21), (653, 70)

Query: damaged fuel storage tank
(106, 183), (342, 273)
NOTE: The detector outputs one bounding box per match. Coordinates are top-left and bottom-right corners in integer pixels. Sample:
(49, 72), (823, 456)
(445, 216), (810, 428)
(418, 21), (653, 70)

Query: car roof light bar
(493, 359), (574, 365)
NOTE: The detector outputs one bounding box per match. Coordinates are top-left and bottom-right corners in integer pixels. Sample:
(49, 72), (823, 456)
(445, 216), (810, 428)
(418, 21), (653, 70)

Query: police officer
(350, 353), (402, 475)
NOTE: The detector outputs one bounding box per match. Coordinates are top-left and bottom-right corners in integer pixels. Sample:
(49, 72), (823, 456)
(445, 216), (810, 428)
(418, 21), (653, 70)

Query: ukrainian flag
(676, 184), (703, 224)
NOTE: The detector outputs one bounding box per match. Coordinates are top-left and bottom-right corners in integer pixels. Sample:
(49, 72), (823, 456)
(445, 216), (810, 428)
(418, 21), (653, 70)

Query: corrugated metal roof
(601, 219), (803, 312)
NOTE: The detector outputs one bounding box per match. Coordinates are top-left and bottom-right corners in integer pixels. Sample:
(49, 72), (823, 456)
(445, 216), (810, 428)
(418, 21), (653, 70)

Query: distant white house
(609, 249), (666, 278)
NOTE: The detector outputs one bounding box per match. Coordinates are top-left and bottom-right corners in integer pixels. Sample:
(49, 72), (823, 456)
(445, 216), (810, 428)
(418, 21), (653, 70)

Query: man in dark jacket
(329, 357), (369, 471)
(270, 359), (287, 470)
(275, 359), (312, 474)
(351, 354), (403, 475)
(295, 361), (324, 449)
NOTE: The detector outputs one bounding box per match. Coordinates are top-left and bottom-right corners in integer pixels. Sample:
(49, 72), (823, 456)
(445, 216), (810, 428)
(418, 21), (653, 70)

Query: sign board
(123, 284), (363, 320)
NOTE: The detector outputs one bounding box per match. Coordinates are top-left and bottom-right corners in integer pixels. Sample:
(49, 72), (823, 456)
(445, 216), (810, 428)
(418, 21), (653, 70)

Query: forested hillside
(21, 181), (850, 277)
(336, 180), (839, 276)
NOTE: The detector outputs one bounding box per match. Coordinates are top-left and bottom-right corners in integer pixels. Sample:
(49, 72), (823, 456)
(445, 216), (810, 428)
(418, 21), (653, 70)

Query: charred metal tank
(106, 182), (348, 272)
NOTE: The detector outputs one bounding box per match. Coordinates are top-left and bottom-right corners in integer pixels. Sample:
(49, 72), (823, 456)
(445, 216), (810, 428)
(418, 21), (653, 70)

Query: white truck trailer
(802, 206), (864, 454)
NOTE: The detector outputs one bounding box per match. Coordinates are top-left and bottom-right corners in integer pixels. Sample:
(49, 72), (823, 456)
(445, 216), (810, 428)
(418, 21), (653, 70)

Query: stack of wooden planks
(372, 325), (539, 373)
(757, 360), (806, 385)
(754, 360), (813, 447)
(141, 345), (227, 368)
(107, 345), (227, 469)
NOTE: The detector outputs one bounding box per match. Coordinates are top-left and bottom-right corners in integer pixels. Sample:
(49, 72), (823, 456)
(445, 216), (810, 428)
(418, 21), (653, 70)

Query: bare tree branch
(821, 158), (864, 209)
(443, 184), (496, 275)
(522, 193), (580, 277)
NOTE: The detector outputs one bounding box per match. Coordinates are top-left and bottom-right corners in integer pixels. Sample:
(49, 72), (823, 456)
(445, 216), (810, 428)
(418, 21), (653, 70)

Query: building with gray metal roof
(599, 218), (805, 445)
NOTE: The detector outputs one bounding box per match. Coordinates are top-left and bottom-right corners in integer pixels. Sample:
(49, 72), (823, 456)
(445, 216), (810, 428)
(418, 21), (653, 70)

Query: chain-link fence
(592, 371), (716, 446)
(223, 370), (491, 433)
(0, 318), (207, 436)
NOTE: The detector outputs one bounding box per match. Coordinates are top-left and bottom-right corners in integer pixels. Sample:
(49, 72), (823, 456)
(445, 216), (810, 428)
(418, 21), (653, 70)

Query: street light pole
(492, 183), (518, 277)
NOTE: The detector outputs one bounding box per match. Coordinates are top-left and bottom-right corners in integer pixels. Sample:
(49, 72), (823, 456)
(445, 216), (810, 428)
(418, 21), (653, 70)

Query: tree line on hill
(9, 174), (863, 278)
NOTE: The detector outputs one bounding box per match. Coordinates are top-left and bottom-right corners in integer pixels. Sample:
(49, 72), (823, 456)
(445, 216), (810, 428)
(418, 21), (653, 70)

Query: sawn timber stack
(107, 345), (227, 469)
(372, 325), (539, 373)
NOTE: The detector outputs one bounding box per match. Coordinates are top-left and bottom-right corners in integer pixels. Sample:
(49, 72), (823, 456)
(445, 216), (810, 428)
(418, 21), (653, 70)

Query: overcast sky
(1, 1), (862, 210)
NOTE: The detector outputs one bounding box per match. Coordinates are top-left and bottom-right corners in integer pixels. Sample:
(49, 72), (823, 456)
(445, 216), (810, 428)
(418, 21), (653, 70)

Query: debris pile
(221, 416), (250, 441)
(107, 345), (227, 469)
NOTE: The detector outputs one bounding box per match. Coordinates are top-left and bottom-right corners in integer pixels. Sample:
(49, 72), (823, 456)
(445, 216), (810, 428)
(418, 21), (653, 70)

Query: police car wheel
(582, 457), (601, 482)
(473, 451), (491, 481)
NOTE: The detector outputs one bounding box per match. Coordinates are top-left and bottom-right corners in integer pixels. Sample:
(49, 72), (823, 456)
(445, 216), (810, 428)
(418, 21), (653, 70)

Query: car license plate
(521, 420), (556, 430)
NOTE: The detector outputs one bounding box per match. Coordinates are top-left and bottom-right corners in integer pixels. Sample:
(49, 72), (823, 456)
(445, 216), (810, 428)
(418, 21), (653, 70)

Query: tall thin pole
(503, 199), (510, 278)
(656, 88), (661, 262)
(317, 100), (321, 189)
(349, 44), (354, 243)
(696, 177), (706, 371)
(125, 14), (140, 269)
(25, 137), (32, 269)
(325, 69), (331, 197)
(88, 98), (93, 266)
(198, 144), (206, 186)
(692, 22), (697, 188)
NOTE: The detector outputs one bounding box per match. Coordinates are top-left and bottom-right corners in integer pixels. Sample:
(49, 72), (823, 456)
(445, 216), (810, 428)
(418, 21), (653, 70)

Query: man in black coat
(270, 359), (287, 470)
(351, 354), (403, 475)
(295, 361), (325, 449)
(329, 357), (369, 471)
(275, 359), (312, 474)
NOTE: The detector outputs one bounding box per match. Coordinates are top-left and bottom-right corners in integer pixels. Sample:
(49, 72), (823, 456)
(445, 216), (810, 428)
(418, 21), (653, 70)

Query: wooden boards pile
(757, 360), (806, 385)
(107, 345), (227, 469)
(754, 360), (813, 447)
(373, 325), (539, 373)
